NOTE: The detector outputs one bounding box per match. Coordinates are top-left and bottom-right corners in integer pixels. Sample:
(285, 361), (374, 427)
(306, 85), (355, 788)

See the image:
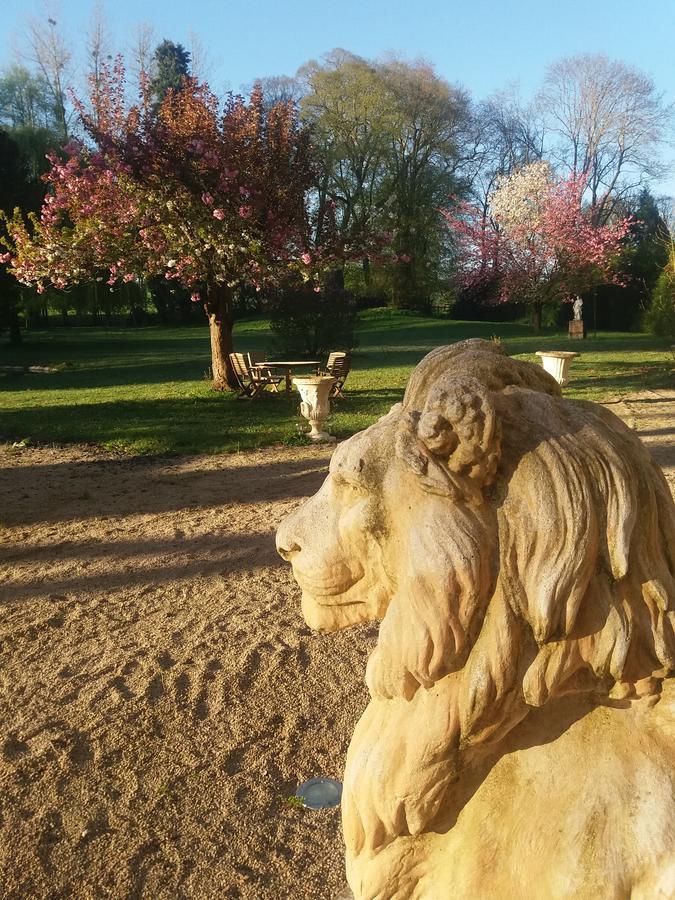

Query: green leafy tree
(0, 64), (56, 130)
(300, 52), (472, 309)
(301, 52), (390, 257)
(646, 242), (675, 343)
(597, 189), (672, 331)
(0, 65), (61, 181)
(628, 190), (670, 295)
(380, 58), (471, 308)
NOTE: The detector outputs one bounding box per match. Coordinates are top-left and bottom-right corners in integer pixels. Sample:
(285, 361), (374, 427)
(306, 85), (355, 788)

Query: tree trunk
(362, 257), (371, 289)
(532, 301), (543, 332)
(325, 267), (345, 293)
(206, 282), (237, 391)
(9, 310), (22, 346)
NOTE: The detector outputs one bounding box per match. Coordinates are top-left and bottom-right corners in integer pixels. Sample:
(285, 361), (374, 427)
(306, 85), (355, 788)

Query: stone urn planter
(293, 375), (337, 442)
(535, 350), (580, 386)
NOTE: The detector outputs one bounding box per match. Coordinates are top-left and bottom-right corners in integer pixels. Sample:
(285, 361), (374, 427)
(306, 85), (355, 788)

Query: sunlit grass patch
(1, 312), (671, 455)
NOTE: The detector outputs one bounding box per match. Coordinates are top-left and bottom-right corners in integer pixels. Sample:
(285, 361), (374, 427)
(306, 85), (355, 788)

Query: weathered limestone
(276, 339), (675, 900)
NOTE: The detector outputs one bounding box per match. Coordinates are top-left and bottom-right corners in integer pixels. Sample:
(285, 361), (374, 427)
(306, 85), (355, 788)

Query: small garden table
(261, 360), (321, 394)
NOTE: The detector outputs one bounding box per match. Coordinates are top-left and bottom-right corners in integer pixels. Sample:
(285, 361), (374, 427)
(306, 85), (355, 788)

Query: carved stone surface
(276, 339), (675, 900)
(568, 319), (585, 339)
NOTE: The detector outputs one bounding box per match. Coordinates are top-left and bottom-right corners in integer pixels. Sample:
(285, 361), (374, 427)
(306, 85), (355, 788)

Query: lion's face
(278, 340), (675, 707)
(276, 410), (405, 631)
(276, 370), (503, 701)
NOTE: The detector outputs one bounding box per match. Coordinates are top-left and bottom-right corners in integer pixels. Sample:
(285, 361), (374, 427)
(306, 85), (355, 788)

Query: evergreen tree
(149, 40), (191, 110)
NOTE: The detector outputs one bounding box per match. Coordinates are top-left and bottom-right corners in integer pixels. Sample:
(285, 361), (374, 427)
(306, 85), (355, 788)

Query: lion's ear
(397, 376), (501, 505)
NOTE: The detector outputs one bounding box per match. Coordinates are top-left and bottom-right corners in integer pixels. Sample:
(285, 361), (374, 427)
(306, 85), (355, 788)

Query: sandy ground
(0, 390), (673, 900)
(0, 444), (377, 900)
(607, 389), (675, 493)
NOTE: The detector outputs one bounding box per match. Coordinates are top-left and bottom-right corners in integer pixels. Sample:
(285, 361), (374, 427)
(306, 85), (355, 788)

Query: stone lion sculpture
(276, 340), (675, 900)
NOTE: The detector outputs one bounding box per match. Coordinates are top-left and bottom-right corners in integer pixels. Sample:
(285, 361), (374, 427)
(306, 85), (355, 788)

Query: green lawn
(0, 310), (672, 455)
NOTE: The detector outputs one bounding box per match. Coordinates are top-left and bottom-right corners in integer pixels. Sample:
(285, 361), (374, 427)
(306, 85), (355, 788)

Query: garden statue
(277, 339), (675, 900)
(573, 294), (584, 320)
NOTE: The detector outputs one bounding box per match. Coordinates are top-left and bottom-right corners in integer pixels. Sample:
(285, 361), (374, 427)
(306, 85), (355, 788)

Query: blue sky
(2, 0), (674, 193)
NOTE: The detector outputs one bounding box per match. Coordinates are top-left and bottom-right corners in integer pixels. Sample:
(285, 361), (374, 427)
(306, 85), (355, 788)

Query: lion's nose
(276, 539), (300, 561)
(276, 517), (301, 560)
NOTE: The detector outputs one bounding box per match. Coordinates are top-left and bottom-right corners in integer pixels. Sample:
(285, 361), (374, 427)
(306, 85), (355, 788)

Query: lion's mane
(343, 340), (675, 872)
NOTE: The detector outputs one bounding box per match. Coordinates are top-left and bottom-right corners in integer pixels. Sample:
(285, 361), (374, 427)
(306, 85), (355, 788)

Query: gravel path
(0, 389), (672, 900)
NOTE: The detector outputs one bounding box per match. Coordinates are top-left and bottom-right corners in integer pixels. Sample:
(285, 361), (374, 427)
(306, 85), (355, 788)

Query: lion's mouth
(293, 568), (365, 602)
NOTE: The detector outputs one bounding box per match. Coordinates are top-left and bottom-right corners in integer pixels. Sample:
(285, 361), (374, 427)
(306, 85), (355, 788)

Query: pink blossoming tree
(444, 161), (632, 330)
(1, 60), (316, 389)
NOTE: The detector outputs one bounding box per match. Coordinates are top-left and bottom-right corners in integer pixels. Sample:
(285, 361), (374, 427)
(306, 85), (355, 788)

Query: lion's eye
(333, 473), (365, 495)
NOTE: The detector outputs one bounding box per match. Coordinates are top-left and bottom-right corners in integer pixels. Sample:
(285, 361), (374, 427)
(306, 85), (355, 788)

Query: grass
(0, 309), (672, 455)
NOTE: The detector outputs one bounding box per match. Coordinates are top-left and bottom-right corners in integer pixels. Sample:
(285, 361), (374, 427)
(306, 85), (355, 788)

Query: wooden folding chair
(247, 351), (283, 393)
(324, 351), (352, 399)
(229, 352), (259, 398)
(229, 352), (283, 399)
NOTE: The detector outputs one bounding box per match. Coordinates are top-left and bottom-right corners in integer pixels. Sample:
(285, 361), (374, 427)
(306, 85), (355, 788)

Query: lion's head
(276, 339), (675, 869)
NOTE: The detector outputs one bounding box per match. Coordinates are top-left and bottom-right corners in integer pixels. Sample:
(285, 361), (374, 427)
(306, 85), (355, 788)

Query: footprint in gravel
(156, 650), (176, 670)
(3, 733), (29, 761)
(37, 809), (64, 873)
(174, 671), (190, 709)
(145, 673), (165, 706)
(193, 659), (223, 721)
(121, 659), (139, 677)
(222, 744), (247, 775)
(236, 648), (261, 693)
(68, 730), (93, 769)
(110, 675), (134, 701)
(297, 645), (311, 672)
(80, 806), (111, 843)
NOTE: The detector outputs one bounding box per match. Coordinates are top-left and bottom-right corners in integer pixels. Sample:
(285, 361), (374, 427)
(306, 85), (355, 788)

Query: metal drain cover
(295, 777), (342, 810)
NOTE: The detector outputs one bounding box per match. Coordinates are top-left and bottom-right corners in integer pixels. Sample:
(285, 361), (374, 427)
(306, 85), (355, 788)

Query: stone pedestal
(535, 350), (580, 386)
(293, 375), (337, 442)
(568, 320), (585, 339)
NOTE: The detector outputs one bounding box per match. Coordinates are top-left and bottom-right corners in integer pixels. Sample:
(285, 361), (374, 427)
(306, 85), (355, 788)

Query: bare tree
(25, 2), (72, 143)
(128, 22), (155, 95)
(469, 88), (545, 214)
(537, 54), (672, 223)
(84, 3), (113, 127)
(187, 30), (213, 84)
(246, 74), (305, 109)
